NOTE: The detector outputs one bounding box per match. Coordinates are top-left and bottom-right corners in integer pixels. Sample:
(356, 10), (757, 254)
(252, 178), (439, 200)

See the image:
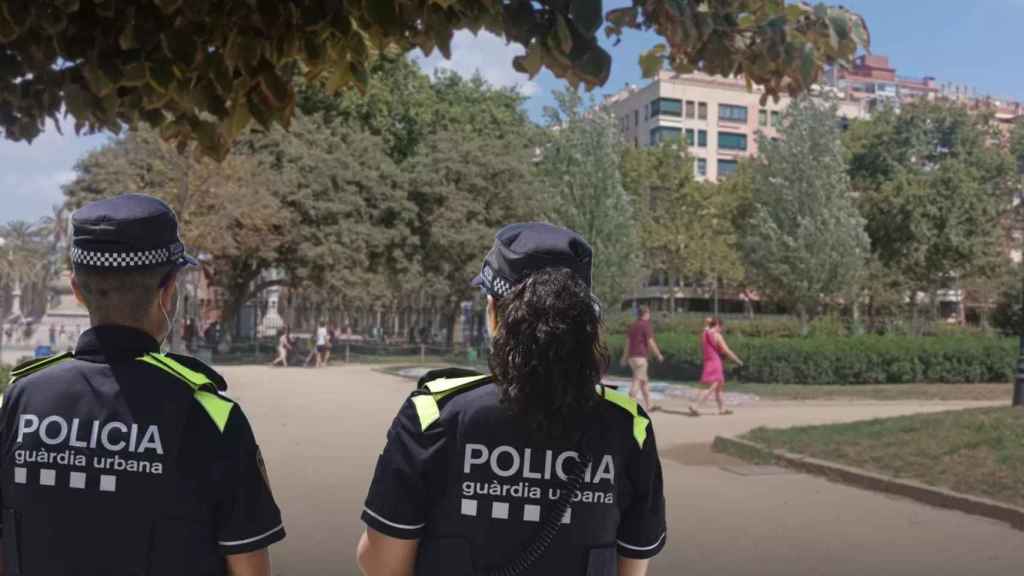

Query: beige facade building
(606, 70), (868, 181)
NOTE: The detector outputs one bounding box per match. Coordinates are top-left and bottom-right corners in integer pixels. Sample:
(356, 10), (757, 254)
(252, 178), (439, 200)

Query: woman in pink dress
(689, 317), (743, 416)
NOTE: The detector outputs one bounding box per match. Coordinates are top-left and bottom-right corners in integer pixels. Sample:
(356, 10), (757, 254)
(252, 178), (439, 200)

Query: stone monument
(34, 270), (90, 351)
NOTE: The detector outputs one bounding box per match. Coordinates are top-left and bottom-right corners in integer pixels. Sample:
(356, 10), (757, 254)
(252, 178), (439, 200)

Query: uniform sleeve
(215, 406), (286, 555)
(617, 411), (666, 559)
(361, 395), (446, 540)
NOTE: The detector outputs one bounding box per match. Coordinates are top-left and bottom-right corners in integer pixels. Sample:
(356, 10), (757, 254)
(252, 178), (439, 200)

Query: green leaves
(570, 0), (603, 36)
(512, 41), (544, 78)
(639, 44), (667, 78)
(743, 97), (869, 330)
(0, 0), (869, 161)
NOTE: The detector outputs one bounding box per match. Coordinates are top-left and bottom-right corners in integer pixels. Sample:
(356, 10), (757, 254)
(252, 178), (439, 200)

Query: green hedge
(606, 311), (804, 338)
(607, 333), (1017, 385)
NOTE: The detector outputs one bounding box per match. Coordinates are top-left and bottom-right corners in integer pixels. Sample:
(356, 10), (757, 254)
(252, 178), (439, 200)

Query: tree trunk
(851, 300), (864, 336)
(444, 303), (459, 349)
(910, 292), (920, 336)
(797, 303), (809, 337)
(713, 277), (720, 317)
(956, 278), (967, 326)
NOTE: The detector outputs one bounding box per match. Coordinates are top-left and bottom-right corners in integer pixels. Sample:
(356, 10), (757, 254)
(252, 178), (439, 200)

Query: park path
(220, 364), (1024, 576)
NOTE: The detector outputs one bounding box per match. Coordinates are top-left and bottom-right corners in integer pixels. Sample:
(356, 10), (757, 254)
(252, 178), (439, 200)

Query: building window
(650, 126), (682, 145)
(718, 159), (738, 176)
(650, 98), (683, 118)
(697, 129), (707, 148)
(696, 158), (707, 177)
(771, 110), (781, 128)
(718, 132), (748, 151)
(685, 100), (695, 119)
(685, 129), (695, 146)
(719, 104), (748, 123)
(698, 102), (708, 120)
(644, 104), (649, 121)
(635, 110), (639, 126)
(759, 109), (768, 127)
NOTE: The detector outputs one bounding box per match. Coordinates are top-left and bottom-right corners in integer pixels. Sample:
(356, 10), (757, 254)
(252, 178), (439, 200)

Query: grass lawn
(726, 382), (1012, 402)
(744, 407), (1024, 508)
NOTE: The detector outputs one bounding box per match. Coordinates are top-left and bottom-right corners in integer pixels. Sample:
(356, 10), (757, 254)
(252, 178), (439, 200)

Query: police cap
(471, 222), (593, 299)
(71, 194), (198, 271)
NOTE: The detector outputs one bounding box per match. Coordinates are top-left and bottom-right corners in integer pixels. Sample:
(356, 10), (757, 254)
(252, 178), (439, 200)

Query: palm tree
(0, 220), (50, 318)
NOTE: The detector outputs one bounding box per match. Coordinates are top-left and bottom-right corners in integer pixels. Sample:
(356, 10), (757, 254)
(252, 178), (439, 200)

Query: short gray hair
(74, 264), (175, 324)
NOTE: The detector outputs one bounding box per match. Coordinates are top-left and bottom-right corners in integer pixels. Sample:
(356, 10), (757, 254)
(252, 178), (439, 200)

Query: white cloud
(0, 122), (107, 224)
(415, 31), (539, 96)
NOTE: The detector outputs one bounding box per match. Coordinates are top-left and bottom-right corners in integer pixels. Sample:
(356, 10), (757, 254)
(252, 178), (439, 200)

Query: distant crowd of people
(270, 321), (354, 368)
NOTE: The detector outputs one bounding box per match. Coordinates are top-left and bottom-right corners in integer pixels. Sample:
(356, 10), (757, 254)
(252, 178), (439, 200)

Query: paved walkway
(220, 364), (1023, 576)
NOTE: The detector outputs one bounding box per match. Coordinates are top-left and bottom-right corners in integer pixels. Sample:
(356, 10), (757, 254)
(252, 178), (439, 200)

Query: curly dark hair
(488, 268), (609, 439)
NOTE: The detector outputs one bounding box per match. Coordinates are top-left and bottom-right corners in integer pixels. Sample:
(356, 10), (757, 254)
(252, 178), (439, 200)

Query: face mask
(159, 284), (180, 349)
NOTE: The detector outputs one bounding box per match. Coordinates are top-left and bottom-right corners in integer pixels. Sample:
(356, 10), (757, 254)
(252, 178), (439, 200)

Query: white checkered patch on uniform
(71, 247), (171, 268)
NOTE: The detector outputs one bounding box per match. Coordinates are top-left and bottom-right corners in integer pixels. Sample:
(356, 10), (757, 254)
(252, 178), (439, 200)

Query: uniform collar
(75, 325), (161, 362)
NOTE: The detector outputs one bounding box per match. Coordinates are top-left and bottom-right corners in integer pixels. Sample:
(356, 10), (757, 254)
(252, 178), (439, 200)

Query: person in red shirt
(620, 306), (664, 411)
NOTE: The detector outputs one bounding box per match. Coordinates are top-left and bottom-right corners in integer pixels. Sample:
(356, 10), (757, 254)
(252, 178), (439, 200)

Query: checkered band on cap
(489, 275), (514, 297)
(71, 246), (172, 268)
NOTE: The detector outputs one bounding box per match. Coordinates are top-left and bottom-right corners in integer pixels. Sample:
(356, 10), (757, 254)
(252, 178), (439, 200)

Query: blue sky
(4, 0), (1024, 225)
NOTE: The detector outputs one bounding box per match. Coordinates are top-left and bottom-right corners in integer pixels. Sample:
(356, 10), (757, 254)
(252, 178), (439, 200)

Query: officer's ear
(70, 273), (87, 306)
(486, 295), (499, 334)
(158, 269), (179, 309)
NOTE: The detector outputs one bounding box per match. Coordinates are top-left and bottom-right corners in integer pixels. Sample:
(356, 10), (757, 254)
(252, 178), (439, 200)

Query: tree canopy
(742, 97), (868, 332)
(1, 0), (869, 159)
(62, 58), (544, 336)
(845, 101), (1016, 317)
(538, 87), (641, 307)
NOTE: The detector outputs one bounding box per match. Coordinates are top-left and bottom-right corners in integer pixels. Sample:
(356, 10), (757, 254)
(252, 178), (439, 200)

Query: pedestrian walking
(270, 326), (292, 367)
(0, 194), (285, 575)
(620, 305), (664, 412)
(689, 317), (744, 416)
(357, 222), (666, 576)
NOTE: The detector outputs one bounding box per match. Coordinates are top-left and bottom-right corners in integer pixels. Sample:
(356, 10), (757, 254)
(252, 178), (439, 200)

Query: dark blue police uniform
(362, 223), (667, 576)
(0, 195), (284, 575)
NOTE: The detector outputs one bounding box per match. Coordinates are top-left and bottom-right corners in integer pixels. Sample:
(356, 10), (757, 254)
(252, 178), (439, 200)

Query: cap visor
(177, 253), (199, 268)
(470, 274), (484, 288)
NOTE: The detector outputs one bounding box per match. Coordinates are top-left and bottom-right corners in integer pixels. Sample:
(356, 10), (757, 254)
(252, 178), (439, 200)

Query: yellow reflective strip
(194, 390), (235, 433)
(0, 394), (4, 408)
(601, 387), (638, 416)
(599, 386), (648, 449)
(138, 355), (183, 381)
(11, 353), (71, 376)
(146, 353), (212, 388)
(634, 415), (650, 449)
(426, 375), (489, 401)
(411, 395), (440, 432)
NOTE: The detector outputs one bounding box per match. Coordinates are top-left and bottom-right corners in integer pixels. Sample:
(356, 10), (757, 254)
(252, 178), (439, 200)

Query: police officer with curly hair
(358, 222), (666, 576)
(0, 194), (285, 575)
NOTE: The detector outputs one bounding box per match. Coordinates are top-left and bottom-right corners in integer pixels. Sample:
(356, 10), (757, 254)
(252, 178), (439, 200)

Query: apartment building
(607, 70), (867, 181)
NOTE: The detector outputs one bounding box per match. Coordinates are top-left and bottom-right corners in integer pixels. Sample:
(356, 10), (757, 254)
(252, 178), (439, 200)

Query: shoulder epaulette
(596, 384), (650, 449)
(411, 369), (492, 432)
(136, 352), (235, 433)
(165, 352), (228, 391)
(8, 352), (74, 385)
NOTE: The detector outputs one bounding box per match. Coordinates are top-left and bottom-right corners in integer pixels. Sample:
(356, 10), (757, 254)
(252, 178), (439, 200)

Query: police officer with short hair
(0, 194), (285, 575)
(357, 223), (666, 576)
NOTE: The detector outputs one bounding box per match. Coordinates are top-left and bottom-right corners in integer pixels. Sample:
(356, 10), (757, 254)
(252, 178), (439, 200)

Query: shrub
(606, 333), (1017, 385)
(0, 365), (9, 394)
(606, 310), (802, 338)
